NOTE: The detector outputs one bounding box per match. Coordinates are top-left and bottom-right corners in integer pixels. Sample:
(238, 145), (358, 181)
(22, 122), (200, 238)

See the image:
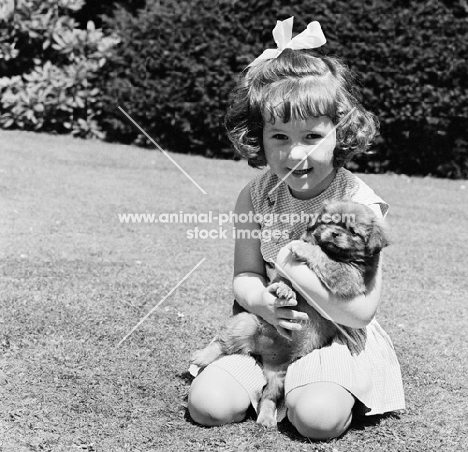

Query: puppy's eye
(346, 223), (359, 235)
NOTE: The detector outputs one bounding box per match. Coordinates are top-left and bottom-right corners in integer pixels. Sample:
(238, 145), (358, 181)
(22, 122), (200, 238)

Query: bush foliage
(0, 0), (119, 138)
(99, 0), (468, 178)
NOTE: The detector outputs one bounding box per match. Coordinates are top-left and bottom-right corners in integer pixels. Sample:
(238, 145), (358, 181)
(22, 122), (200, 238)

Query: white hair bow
(248, 16), (327, 67)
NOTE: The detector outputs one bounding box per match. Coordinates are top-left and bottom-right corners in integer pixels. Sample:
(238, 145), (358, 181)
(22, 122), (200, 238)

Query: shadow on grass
(178, 371), (194, 385)
(350, 411), (403, 432)
(178, 371), (204, 427)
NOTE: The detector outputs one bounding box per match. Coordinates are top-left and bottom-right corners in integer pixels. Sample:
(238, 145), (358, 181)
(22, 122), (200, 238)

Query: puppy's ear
(366, 219), (389, 254)
(300, 226), (317, 244)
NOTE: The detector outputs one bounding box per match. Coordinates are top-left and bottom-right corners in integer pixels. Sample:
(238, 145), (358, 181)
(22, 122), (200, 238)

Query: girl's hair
(225, 48), (379, 168)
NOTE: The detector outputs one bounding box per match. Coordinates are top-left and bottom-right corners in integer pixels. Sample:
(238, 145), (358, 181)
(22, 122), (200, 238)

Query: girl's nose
(289, 144), (310, 161)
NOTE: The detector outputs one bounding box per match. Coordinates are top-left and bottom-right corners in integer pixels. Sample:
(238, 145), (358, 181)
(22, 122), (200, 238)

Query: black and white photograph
(1, 1), (467, 451)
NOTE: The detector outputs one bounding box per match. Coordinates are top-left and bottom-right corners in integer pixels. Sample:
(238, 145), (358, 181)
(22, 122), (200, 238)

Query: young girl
(188, 17), (405, 440)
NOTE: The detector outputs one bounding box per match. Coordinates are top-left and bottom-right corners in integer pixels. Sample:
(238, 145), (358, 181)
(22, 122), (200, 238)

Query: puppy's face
(301, 201), (389, 261)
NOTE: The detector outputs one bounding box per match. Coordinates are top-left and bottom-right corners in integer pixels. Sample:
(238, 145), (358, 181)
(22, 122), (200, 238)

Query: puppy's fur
(191, 201), (389, 428)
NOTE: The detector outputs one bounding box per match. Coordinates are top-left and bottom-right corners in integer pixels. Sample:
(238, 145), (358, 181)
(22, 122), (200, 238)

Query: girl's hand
(259, 282), (309, 340)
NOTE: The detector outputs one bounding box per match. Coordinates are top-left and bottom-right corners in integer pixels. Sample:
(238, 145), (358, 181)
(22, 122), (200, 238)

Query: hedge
(98, 0), (468, 178)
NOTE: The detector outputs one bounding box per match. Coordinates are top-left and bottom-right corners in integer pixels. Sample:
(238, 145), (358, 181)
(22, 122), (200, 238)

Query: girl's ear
(366, 219), (389, 254)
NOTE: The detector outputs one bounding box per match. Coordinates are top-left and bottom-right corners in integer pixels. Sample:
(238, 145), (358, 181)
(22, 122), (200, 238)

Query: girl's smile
(263, 115), (337, 200)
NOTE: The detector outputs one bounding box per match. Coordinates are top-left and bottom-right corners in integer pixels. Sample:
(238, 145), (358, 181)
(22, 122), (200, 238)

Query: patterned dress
(194, 168), (406, 419)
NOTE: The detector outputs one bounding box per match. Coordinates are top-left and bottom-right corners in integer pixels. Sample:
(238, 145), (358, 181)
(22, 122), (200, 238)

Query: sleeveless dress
(193, 168), (406, 419)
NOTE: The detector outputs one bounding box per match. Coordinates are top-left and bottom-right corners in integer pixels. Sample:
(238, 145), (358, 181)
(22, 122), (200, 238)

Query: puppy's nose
(331, 232), (339, 238)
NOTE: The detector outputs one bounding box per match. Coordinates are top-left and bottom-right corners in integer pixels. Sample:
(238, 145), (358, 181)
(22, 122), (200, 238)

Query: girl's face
(262, 115), (337, 200)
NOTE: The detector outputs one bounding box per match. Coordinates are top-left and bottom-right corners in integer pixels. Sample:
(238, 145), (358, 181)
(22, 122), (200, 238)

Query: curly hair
(225, 48), (379, 169)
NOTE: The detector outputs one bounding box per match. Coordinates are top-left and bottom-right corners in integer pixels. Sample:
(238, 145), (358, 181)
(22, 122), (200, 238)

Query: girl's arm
(275, 243), (383, 329)
(232, 184), (309, 337)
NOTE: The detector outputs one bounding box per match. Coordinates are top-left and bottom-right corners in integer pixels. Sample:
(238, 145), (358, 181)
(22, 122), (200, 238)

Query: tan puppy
(289, 200), (389, 297)
(191, 201), (388, 428)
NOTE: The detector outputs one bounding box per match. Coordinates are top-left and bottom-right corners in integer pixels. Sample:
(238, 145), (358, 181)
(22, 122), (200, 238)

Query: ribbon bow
(248, 17), (326, 67)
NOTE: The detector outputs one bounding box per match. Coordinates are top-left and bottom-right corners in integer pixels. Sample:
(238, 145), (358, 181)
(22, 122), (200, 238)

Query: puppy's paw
(256, 398), (278, 428)
(275, 281), (296, 301)
(288, 241), (311, 262)
(256, 410), (277, 429)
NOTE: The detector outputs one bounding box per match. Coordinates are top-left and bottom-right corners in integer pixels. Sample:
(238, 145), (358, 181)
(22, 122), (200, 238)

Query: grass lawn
(1, 129), (467, 452)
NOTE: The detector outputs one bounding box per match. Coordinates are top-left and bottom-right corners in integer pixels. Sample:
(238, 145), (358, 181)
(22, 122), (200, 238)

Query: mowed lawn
(1, 129), (467, 452)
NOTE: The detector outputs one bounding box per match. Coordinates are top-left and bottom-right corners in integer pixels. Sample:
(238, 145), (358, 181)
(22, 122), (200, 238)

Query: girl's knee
(286, 383), (354, 440)
(287, 399), (352, 439)
(188, 367), (250, 426)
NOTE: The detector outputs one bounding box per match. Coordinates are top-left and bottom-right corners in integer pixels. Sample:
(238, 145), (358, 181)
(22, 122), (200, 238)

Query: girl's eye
(307, 134), (322, 140)
(272, 134), (288, 140)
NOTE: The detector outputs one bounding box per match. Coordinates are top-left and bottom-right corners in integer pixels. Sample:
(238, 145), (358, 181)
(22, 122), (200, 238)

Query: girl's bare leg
(188, 366), (251, 426)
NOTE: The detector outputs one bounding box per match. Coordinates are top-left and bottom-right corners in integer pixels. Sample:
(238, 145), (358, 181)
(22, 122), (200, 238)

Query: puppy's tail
(191, 312), (261, 368)
(218, 312), (261, 356)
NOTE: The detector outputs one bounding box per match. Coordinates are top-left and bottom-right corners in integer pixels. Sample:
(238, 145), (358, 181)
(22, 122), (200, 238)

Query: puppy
(289, 200), (389, 297)
(191, 201), (388, 428)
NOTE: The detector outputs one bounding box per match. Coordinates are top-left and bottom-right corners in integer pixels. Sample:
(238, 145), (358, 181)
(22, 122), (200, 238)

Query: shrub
(100, 0), (468, 177)
(0, 0), (119, 138)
